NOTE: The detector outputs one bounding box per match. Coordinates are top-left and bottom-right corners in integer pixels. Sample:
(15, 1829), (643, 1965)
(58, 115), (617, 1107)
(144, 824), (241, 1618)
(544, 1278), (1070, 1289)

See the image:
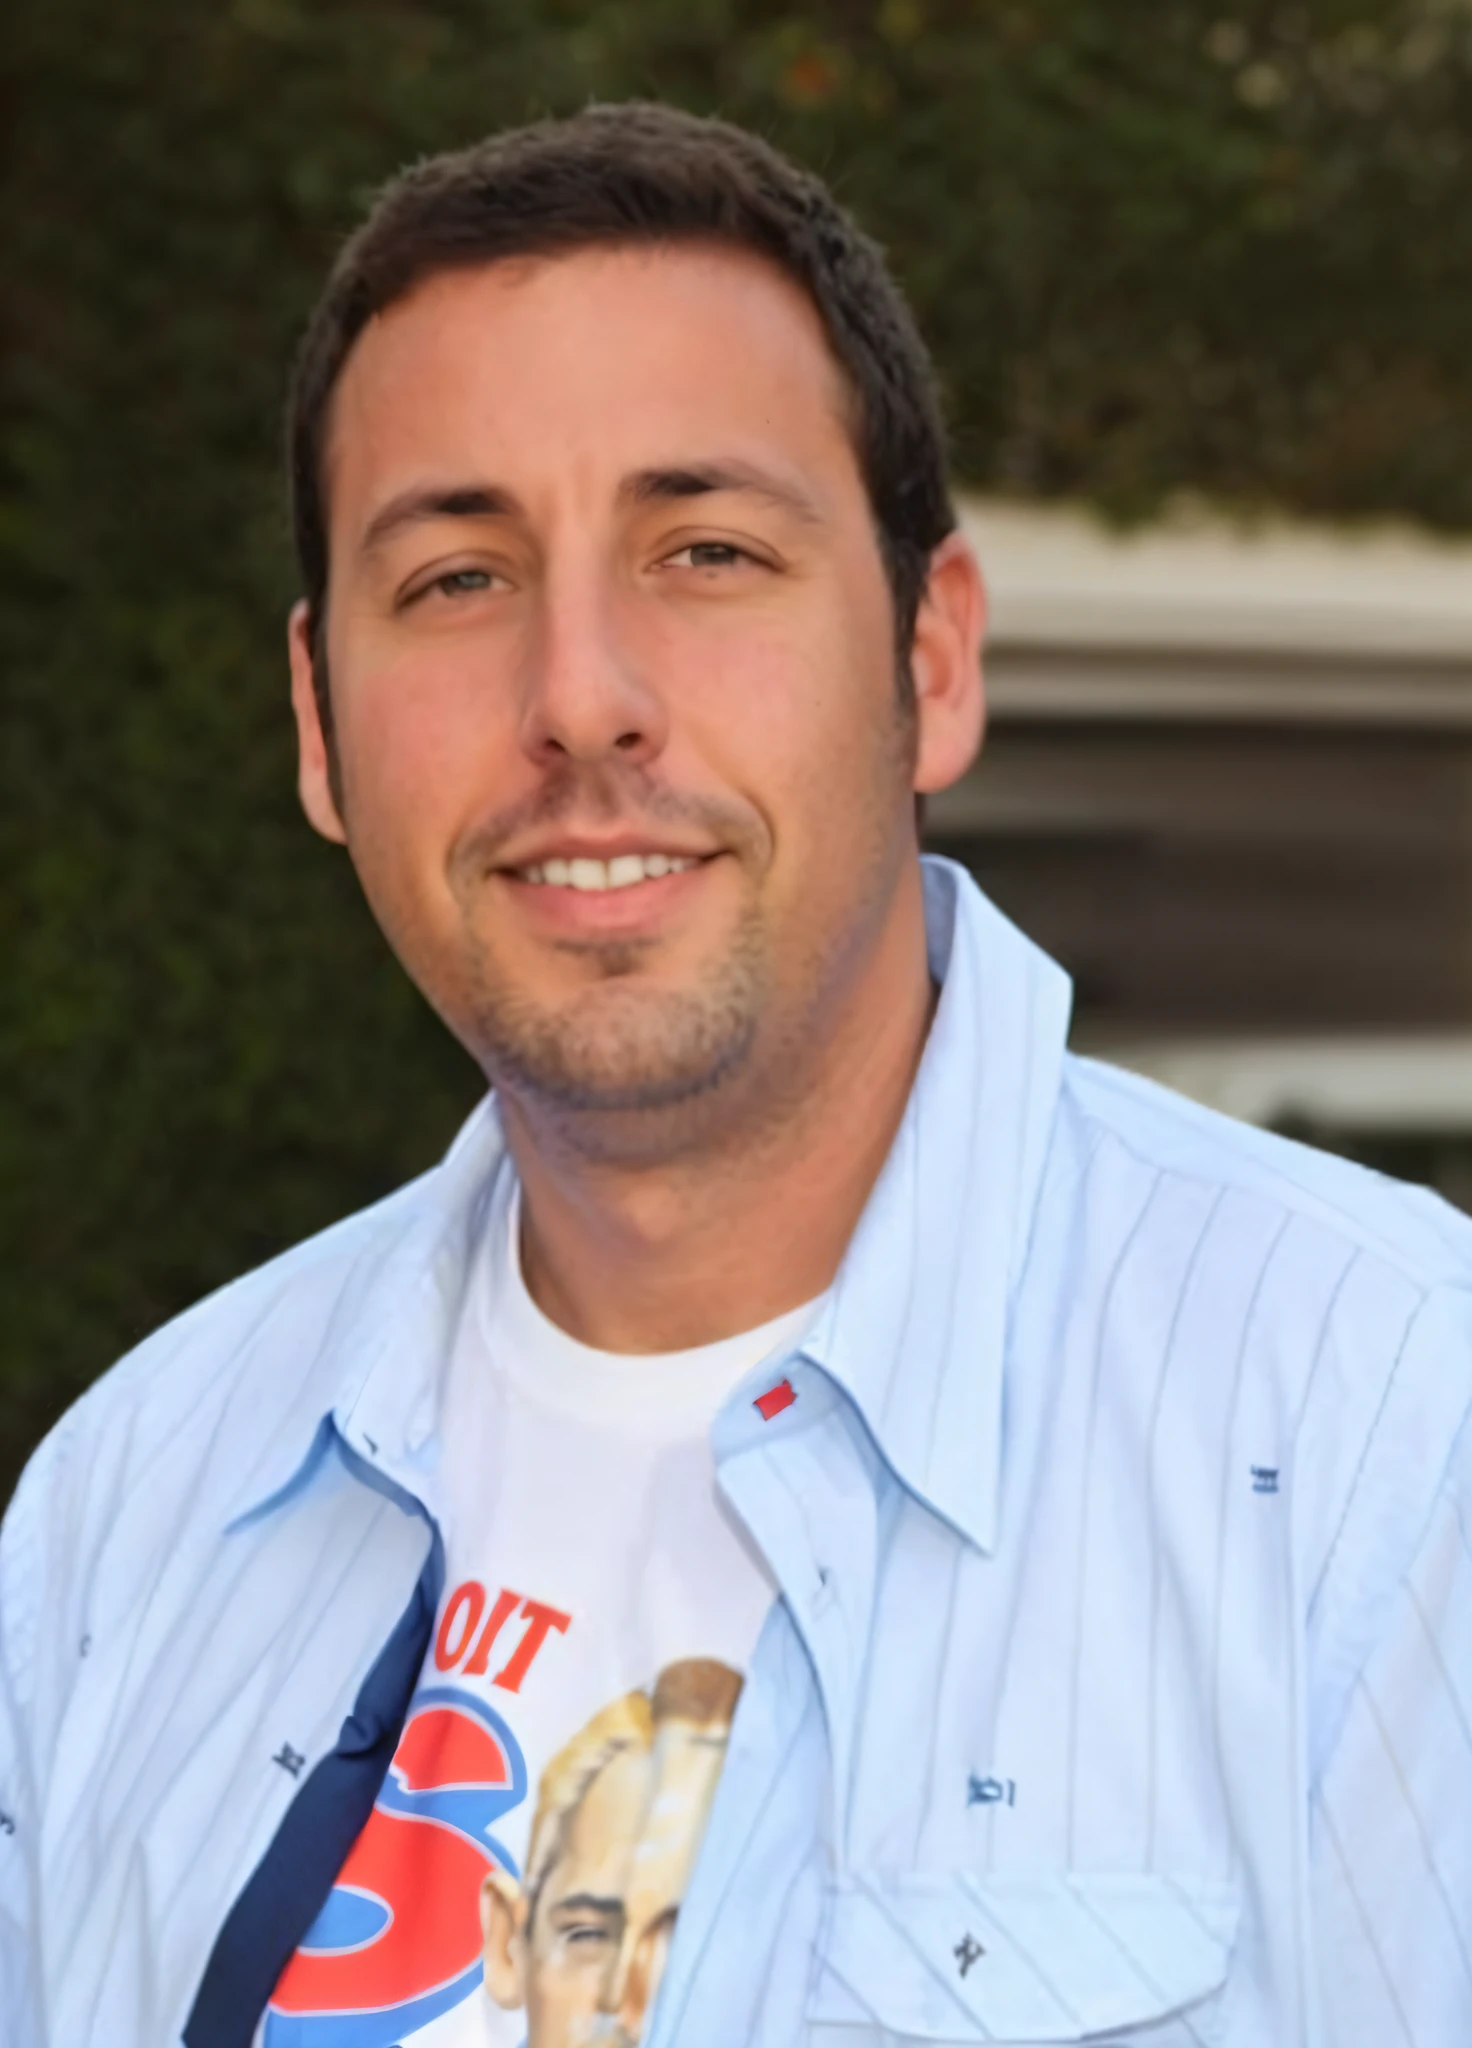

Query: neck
(501, 864), (936, 1352)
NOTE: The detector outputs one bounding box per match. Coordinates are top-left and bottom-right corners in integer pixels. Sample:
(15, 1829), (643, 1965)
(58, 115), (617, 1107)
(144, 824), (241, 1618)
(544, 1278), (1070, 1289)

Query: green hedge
(5, 0), (1472, 1501)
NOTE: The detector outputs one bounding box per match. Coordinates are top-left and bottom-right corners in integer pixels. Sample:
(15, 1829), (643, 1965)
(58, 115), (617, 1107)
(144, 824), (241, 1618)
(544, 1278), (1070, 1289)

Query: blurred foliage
(5, 0), (1472, 1500)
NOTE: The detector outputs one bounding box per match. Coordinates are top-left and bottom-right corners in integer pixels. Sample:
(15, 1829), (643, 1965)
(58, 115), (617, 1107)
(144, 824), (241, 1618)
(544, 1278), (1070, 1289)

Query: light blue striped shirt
(3, 857), (1470, 2045)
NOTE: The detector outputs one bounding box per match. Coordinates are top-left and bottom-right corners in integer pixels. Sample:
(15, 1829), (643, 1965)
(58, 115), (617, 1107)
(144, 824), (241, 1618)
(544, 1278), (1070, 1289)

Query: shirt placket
(644, 1368), (882, 2048)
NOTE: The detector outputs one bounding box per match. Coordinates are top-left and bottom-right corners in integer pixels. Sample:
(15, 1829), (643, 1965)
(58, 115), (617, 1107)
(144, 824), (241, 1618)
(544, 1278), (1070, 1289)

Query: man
(480, 1660), (742, 2048)
(0, 99), (1468, 2048)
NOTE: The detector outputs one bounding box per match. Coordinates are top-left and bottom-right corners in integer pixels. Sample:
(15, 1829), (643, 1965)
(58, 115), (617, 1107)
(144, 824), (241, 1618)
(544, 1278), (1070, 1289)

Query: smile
(517, 854), (702, 891)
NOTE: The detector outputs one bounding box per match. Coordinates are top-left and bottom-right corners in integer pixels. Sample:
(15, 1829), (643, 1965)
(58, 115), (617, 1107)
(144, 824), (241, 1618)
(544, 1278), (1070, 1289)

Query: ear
(480, 1869), (529, 2010)
(288, 598), (348, 844)
(909, 531), (987, 797)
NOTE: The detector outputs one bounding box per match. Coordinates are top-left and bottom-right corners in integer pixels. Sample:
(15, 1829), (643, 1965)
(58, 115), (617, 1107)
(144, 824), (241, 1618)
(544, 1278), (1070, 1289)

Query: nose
(603, 1910), (674, 2040)
(517, 559), (668, 774)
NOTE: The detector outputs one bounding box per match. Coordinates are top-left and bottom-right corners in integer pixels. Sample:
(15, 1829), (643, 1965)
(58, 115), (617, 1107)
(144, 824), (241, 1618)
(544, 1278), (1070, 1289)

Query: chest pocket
(808, 1871), (1239, 2044)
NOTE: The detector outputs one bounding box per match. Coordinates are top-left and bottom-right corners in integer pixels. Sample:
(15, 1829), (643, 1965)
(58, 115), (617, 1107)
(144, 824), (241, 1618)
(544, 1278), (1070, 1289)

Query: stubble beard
(445, 699), (916, 1159)
(464, 889), (772, 1143)
(441, 769), (775, 1149)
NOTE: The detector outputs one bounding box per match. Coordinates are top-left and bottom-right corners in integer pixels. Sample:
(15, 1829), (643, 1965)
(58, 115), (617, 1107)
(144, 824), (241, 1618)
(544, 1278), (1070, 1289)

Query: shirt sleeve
(1311, 1402), (1472, 2045)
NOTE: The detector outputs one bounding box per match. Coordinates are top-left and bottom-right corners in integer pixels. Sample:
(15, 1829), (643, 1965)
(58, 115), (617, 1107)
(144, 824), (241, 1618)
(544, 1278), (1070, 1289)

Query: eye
(663, 541), (750, 571)
(431, 567), (496, 597)
(400, 564), (504, 610)
(564, 1923), (615, 1946)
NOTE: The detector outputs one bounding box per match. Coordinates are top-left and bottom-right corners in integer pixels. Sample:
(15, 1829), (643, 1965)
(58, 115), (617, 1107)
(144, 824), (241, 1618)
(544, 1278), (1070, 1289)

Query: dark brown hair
(288, 100), (955, 732)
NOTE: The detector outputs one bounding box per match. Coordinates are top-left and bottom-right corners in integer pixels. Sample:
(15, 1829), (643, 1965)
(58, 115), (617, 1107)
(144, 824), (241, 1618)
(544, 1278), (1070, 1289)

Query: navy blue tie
(183, 1533), (444, 2048)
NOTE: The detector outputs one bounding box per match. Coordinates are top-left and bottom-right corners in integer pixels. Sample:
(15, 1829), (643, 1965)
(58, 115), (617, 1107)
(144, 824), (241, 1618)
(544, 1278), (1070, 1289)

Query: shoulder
(31, 1163), (436, 1484)
(0, 1097), (503, 1797)
(0, 1124), (474, 1636)
(1060, 1049), (1472, 1292)
(1050, 1055), (1472, 1708)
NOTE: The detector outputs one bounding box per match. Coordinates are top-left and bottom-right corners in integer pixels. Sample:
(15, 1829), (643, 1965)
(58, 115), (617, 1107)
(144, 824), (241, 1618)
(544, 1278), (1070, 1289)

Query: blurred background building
(6, 0), (1472, 1499)
(936, 498), (1472, 1203)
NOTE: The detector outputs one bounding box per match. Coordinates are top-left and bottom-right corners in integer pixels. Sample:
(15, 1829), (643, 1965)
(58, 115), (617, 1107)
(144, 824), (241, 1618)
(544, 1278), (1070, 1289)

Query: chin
(479, 992), (758, 1121)
(471, 956), (767, 1124)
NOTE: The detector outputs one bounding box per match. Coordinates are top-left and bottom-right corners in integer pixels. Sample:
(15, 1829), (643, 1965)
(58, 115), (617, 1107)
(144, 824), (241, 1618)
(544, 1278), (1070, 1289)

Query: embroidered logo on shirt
(1251, 1465), (1280, 1494)
(272, 1743), (307, 1778)
(966, 1772), (1016, 1807)
(754, 1379), (797, 1421)
(954, 1932), (985, 1977)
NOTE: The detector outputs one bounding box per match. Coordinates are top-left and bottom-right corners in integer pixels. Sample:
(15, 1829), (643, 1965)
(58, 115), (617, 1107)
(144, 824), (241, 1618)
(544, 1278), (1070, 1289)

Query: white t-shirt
(262, 1157), (818, 2048)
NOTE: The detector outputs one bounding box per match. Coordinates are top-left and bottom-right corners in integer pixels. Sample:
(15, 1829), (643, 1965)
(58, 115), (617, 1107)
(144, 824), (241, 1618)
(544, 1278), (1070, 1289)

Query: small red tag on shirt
(754, 1378), (796, 1421)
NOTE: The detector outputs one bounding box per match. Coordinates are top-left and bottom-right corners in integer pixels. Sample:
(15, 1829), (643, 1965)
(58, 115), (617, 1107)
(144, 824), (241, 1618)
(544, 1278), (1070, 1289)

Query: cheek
(343, 649), (487, 796)
(670, 597), (877, 796)
(683, 600), (900, 858)
(334, 650), (519, 886)
(529, 1947), (602, 2020)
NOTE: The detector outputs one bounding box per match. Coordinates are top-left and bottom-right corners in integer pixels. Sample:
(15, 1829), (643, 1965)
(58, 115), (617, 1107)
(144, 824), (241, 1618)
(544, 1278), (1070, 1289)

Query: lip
(495, 834), (717, 871)
(495, 849), (719, 940)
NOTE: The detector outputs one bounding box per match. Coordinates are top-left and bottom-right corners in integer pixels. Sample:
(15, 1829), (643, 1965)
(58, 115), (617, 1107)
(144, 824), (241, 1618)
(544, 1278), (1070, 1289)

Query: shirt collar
(223, 1098), (510, 1531)
(801, 856), (1072, 1554)
(229, 857), (1071, 1553)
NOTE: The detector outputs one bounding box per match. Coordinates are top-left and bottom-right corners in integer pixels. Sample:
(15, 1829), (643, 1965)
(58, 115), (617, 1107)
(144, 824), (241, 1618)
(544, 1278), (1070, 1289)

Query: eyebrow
(359, 459), (824, 555)
(550, 1893), (624, 1920)
(360, 483), (523, 553)
(622, 460), (823, 525)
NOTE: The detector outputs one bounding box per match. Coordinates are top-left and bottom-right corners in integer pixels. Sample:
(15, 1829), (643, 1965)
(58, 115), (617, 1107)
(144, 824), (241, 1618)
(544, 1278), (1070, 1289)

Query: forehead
(322, 241), (860, 523)
(546, 1743), (653, 1895)
(542, 1717), (725, 1895)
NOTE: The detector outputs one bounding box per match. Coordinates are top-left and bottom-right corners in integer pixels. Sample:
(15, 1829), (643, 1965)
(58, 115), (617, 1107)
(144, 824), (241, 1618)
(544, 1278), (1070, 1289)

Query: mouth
(492, 844), (721, 940)
(514, 852), (705, 892)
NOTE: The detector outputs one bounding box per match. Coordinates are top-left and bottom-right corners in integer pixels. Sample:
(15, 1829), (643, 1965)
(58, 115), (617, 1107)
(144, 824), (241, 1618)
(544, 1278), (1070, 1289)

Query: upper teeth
(519, 853), (699, 890)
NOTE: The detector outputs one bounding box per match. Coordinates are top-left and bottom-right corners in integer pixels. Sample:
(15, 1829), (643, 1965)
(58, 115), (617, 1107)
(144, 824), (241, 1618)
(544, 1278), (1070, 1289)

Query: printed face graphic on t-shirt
(481, 1659), (742, 2048)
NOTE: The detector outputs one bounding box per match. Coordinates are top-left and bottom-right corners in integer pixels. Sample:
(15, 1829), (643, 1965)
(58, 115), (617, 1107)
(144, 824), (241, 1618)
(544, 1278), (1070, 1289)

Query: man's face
(292, 242), (980, 1145)
(514, 1715), (728, 2048)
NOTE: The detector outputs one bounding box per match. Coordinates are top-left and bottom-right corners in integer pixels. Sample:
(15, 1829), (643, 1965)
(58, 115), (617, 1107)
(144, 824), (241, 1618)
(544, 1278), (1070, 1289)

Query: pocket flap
(810, 1871), (1239, 2040)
